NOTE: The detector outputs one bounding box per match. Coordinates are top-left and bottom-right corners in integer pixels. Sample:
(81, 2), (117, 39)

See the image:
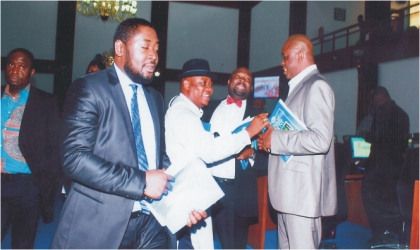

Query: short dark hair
(372, 86), (391, 99)
(87, 54), (106, 71)
(113, 18), (155, 45)
(7, 48), (35, 69)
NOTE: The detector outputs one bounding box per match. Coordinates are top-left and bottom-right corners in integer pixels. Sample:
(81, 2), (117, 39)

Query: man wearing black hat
(165, 59), (269, 248)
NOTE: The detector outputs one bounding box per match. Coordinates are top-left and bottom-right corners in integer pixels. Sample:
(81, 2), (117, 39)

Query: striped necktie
(130, 84), (149, 171)
(130, 84), (150, 214)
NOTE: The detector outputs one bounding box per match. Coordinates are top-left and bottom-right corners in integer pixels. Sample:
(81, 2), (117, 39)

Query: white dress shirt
(114, 64), (156, 212)
(209, 97), (247, 179)
(288, 64), (317, 97)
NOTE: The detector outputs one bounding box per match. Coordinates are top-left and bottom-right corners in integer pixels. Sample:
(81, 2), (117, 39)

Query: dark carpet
(2, 192), (373, 249)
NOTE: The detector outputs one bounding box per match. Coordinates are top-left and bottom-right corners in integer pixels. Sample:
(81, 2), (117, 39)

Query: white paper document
(145, 157), (225, 234)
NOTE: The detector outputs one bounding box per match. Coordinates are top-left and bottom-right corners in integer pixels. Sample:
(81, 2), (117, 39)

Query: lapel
(107, 66), (161, 168)
(285, 68), (319, 105)
(19, 85), (38, 150)
(243, 104), (254, 120)
(142, 86), (161, 168)
(107, 67), (138, 162)
(242, 102), (260, 120)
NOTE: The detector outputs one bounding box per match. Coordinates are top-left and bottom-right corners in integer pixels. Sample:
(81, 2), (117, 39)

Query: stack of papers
(145, 157), (224, 234)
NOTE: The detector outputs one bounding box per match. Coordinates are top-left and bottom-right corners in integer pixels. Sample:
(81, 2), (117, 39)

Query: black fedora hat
(177, 58), (217, 81)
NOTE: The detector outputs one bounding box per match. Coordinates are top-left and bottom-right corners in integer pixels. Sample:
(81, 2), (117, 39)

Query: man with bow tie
(207, 67), (269, 249)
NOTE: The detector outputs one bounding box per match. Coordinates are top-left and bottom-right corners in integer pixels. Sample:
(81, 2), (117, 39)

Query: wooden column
(410, 180), (419, 249)
(364, 1), (392, 40)
(54, 1), (77, 108)
(289, 1), (307, 36)
(356, 58), (377, 128)
(150, 1), (169, 96)
(237, 4), (252, 68)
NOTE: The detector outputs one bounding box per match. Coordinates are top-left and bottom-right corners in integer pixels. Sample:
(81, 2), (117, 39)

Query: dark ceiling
(176, 1), (261, 10)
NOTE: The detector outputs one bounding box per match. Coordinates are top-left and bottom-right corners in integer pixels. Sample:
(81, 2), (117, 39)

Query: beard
(231, 84), (249, 99)
(124, 50), (154, 85)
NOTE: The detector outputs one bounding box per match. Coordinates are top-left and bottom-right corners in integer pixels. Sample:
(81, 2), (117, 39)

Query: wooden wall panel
(247, 176), (277, 249)
(410, 180), (419, 249)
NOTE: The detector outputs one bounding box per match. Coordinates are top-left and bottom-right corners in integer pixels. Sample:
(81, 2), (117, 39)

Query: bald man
(258, 34), (336, 248)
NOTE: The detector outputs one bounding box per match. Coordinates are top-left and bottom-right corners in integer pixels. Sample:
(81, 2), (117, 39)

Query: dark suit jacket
(206, 101), (268, 218)
(51, 66), (171, 249)
(365, 100), (409, 177)
(1, 85), (60, 223)
(235, 104), (268, 217)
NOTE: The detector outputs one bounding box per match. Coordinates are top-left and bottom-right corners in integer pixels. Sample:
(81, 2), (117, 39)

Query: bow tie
(226, 96), (242, 107)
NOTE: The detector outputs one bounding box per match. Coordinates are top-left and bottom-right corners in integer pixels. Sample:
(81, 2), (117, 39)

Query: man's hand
(143, 170), (174, 199)
(236, 148), (254, 160)
(258, 125), (274, 153)
(246, 113), (269, 138)
(186, 210), (208, 227)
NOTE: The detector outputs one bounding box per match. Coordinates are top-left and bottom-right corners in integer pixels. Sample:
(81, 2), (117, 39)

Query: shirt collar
(178, 93), (204, 118)
(3, 84), (31, 99)
(113, 63), (136, 88)
(288, 64), (317, 95)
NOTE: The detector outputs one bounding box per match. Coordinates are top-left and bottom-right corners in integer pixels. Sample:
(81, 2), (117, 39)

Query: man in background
(252, 98), (267, 113)
(85, 53), (106, 74)
(362, 86), (409, 246)
(207, 67), (268, 249)
(258, 34), (336, 249)
(1, 48), (60, 248)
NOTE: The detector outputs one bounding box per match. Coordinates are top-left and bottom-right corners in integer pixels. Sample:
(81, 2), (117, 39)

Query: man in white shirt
(207, 67), (269, 249)
(258, 34), (336, 249)
(165, 59), (269, 249)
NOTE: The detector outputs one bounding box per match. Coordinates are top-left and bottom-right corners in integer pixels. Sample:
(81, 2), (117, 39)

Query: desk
(344, 174), (370, 227)
(247, 176), (276, 249)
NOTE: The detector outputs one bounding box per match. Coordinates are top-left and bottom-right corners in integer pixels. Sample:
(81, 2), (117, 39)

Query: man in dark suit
(207, 67), (269, 249)
(51, 18), (204, 249)
(1, 48), (60, 248)
(362, 86), (409, 246)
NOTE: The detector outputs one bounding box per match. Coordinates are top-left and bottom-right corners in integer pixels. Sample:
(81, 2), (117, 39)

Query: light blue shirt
(1, 85), (31, 174)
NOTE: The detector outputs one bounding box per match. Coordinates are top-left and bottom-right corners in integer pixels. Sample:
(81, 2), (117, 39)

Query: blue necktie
(130, 84), (151, 213)
(130, 84), (149, 171)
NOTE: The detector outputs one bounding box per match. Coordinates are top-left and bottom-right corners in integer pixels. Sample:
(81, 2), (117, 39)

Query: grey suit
(51, 66), (171, 248)
(268, 68), (336, 248)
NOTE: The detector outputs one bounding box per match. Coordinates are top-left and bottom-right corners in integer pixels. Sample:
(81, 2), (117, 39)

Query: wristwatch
(250, 152), (256, 160)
